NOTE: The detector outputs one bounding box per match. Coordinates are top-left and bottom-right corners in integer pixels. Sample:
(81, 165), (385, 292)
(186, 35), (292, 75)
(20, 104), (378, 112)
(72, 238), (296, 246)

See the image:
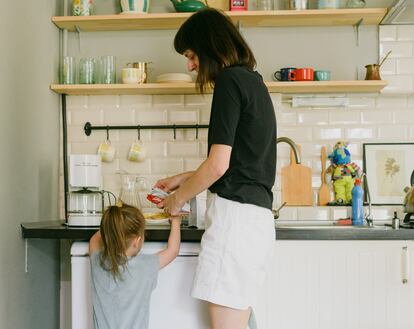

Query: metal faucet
(276, 137), (301, 164)
(361, 172), (374, 227)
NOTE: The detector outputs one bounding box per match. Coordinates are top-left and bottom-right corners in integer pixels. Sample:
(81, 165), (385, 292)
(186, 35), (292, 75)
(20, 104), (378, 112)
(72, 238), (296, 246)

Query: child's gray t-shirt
(90, 251), (159, 329)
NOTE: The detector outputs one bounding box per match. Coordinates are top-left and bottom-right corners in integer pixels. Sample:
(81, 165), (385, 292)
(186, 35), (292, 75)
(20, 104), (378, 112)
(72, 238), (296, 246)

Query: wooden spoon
(318, 146), (330, 206)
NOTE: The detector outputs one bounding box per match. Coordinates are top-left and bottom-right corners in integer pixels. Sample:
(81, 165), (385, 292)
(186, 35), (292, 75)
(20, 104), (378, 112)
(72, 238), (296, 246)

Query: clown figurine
(326, 141), (362, 205)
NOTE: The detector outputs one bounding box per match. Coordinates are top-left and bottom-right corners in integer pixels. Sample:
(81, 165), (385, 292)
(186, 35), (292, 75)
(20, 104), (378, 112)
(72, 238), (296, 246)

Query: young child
(89, 203), (181, 329)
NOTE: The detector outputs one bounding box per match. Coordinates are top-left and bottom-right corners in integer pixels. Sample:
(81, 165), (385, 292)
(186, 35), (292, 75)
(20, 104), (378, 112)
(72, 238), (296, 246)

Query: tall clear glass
(100, 56), (116, 84)
(79, 57), (96, 84)
(61, 56), (76, 84)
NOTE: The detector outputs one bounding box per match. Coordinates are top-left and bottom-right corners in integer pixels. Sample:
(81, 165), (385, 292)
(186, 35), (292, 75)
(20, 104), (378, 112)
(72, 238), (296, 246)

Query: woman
(155, 8), (276, 329)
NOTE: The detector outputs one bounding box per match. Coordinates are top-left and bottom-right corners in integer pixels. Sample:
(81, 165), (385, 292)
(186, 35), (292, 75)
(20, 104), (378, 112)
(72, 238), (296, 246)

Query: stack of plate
(156, 73), (193, 83)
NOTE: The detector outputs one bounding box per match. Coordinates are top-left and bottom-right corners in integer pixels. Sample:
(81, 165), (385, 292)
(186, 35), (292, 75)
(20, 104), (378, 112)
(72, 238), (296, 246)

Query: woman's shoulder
(217, 66), (260, 83)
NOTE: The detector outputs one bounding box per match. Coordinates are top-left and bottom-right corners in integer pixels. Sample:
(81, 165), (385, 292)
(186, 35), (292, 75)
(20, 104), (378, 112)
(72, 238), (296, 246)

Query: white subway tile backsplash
(119, 159), (151, 174)
(279, 127), (313, 142)
(151, 129), (184, 141)
(118, 130), (151, 142)
(297, 207), (330, 220)
(151, 158), (184, 174)
(313, 127), (342, 140)
(270, 93), (283, 108)
(331, 207), (350, 220)
(376, 95), (408, 108)
(276, 111), (297, 125)
(68, 126), (88, 142)
(410, 126), (414, 139)
(136, 109), (168, 125)
(153, 95), (184, 106)
(361, 111), (394, 125)
(277, 207), (298, 221)
(67, 95), (88, 109)
(345, 127), (376, 139)
(200, 142), (208, 157)
(168, 110), (199, 123)
(103, 109), (135, 124)
(329, 110), (361, 125)
(381, 75), (414, 94)
(397, 26), (414, 41)
(348, 96), (376, 109)
(88, 95), (120, 109)
(71, 109), (102, 125)
(377, 125), (408, 140)
(144, 142), (167, 157)
(408, 96), (414, 108)
(397, 58), (414, 74)
(379, 26), (397, 42)
(101, 160), (120, 174)
(200, 108), (211, 124)
(184, 95), (212, 106)
(184, 158), (205, 171)
(167, 142), (199, 157)
(120, 95), (152, 108)
(380, 42), (413, 58)
(184, 129), (208, 141)
(394, 110), (414, 124)
(86, 130), (120, 143)
(70, 142), (98, 154)
(380, 58), (397, 75)
(297, 110), (329, 125)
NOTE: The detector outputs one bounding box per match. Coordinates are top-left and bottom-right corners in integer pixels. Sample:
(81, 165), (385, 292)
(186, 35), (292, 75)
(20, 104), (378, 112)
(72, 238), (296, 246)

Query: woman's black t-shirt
(208, 66), (277, 210)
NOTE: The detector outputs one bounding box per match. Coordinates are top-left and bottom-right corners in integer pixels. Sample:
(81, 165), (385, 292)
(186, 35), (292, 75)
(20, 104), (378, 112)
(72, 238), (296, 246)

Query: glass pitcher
(118, 173), (149, 209)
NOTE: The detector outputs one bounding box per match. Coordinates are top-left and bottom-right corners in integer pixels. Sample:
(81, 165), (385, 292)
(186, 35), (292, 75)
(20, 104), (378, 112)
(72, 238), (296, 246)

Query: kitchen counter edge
(20, 221), (414, 241)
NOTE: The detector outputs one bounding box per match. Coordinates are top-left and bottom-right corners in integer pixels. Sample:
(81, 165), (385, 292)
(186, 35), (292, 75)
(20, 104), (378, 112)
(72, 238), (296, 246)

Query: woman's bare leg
(208, 302), (251, 329)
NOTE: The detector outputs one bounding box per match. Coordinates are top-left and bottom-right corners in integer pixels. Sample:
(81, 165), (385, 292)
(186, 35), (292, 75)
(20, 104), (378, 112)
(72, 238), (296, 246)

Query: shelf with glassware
(50, 80), (388, 95)
(52, 8), (388, 32)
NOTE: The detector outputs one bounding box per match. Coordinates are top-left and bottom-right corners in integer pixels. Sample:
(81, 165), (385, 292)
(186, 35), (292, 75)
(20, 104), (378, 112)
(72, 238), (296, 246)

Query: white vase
(120, 0), (150, 13)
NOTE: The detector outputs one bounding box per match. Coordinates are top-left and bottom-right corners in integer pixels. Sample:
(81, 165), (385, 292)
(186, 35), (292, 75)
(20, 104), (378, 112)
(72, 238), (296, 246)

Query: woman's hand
(157, 193), (187, 217)
(154, 172), (193, 193)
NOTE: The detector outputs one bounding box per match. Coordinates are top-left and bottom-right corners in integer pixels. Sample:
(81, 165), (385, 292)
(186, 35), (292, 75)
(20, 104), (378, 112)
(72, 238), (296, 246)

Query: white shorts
(191, 192), (275, 310)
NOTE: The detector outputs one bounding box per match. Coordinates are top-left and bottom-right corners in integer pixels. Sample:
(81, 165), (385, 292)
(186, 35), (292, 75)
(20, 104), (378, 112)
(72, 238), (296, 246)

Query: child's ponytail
(100, 204), (145, 279)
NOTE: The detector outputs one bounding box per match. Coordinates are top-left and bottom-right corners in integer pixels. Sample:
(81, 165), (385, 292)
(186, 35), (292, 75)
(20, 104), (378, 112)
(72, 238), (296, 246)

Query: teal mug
(314, 70), (331, 81)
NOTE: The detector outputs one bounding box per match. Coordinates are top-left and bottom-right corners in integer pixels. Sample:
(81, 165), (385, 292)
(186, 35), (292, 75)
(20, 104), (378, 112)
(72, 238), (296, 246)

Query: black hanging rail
(84, 122), (209, 139)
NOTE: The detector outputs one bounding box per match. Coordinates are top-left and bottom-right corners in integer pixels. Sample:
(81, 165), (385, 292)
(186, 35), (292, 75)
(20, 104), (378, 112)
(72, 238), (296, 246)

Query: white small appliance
(67, 155), (105, 227)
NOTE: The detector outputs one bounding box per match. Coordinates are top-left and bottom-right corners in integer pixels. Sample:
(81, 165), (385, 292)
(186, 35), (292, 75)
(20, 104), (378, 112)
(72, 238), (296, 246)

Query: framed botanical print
(363, 143), (414, 205)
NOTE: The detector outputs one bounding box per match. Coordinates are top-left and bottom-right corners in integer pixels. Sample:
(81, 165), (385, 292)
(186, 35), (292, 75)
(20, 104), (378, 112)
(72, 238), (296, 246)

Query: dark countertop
(21, 221), (414, 241)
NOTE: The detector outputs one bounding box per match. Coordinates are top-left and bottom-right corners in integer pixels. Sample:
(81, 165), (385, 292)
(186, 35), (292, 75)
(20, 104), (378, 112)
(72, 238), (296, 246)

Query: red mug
(289, 68), (314, 81)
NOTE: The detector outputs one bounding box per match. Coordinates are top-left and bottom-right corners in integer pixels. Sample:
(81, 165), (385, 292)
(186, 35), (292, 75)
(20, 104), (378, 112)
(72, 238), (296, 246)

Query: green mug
(314, 70), (331, 81)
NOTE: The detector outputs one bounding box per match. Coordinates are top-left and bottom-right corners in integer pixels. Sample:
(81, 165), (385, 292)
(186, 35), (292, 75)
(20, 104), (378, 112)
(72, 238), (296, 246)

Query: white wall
(0, 0), (61, 328)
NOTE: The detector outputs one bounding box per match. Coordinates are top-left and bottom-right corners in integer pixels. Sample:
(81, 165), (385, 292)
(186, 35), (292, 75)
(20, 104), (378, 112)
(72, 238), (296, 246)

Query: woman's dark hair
(174, 8), (256, 93)
(100, 204), (145, 279)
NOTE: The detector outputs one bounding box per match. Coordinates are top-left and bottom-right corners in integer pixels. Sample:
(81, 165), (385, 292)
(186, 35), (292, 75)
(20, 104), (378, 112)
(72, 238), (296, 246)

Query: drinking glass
(61, 56), (76, 84)
(256, 0), (273, 10)
(100, 56), (116, 84)
(79, 57), (96, 84)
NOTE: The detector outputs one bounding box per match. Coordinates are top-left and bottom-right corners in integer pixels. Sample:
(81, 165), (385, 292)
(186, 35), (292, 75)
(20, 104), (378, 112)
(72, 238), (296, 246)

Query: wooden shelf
(52, 8), (388, 31)
(50, 80), (388, 95)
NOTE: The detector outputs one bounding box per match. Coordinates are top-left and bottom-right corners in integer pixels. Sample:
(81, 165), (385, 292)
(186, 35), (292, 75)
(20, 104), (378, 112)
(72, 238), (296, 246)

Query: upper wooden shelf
(52, 8), (388, 31)
(50, 80), (388, 95)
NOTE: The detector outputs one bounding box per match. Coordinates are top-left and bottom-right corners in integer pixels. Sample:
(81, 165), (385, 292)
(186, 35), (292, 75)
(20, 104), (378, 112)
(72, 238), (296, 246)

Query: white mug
(97, 140), (115, 162)
(122, 68), (140, 84)
(127, 140), (147, 162)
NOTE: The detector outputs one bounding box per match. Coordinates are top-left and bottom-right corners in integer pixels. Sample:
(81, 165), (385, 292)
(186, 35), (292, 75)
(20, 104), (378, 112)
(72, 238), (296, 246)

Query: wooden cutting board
(281, 145), (313, 206)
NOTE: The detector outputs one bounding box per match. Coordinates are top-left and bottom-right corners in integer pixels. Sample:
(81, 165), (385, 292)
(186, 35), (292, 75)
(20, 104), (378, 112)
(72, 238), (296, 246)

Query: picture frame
(363, 143), (414, 205)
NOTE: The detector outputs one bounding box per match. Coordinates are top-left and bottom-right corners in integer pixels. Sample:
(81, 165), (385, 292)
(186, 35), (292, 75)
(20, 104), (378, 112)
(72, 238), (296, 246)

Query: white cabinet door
(258, 241), (414, 329)
(149, 256), (210, 329)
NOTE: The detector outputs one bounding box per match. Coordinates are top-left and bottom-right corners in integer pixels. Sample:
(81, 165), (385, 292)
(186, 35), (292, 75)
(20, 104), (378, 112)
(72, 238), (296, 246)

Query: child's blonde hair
(100, 203), (145, 278)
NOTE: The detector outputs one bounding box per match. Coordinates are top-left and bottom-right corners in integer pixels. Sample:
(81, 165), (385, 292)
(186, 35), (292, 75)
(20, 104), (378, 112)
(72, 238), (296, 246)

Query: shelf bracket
(75, 25), (82, 52)
(354, 18), (363, 47)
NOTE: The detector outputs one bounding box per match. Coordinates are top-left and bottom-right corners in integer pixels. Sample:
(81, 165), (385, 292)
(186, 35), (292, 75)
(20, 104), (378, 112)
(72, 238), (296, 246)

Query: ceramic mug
(97, 140), (115, 162)
(273, 67), (296, 81)
(314, 70), (331, 81)
(120, 0), (150, 13)
(127, 140), (147, 162)
(289, 68), (314, 81)
(122, 68), (140, 84)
